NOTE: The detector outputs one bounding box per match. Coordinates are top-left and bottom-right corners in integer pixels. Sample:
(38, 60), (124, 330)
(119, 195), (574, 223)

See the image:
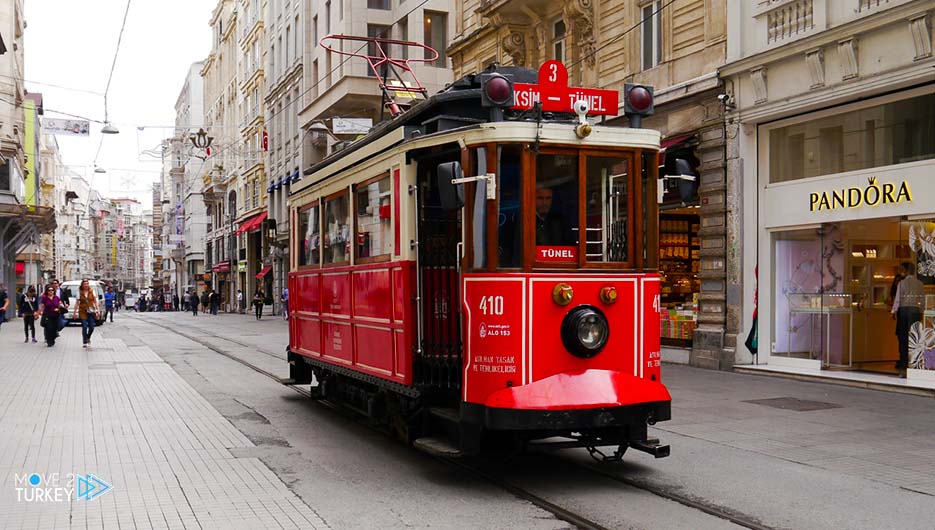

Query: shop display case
(786, 292), (853, 365)
(659, 215), (700, 344)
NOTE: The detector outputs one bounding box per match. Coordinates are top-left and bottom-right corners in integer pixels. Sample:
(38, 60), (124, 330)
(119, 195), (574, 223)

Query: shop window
(323, 193), (350, 265)
(535, 154), (578, 264)
(586, 156), (631, 263)
(498, 145), (522, 268)
(355, 175), (392, 261)
(298, 203), (320, 267)
(769, 92), (935, 183)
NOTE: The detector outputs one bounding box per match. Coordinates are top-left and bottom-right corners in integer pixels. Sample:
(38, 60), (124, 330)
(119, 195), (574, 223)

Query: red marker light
(628, 86), (652, 113)
(485, 76), (512, 105)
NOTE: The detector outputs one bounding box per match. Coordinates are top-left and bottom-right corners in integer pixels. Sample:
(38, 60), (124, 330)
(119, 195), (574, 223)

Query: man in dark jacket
(535, 186), (573, 246)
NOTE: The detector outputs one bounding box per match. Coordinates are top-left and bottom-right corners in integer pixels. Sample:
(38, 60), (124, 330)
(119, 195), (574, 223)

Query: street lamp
(189, 128), (214, 150)
(101, 122), (120, 134)
(94, 166), (107, 174)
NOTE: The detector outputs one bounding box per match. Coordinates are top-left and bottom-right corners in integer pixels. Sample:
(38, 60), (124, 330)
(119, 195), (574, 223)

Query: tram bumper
(471, 369), (671, 432)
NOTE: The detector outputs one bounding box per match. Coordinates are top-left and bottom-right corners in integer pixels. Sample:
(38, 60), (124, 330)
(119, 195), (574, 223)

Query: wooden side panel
(288, 262), (415, 386)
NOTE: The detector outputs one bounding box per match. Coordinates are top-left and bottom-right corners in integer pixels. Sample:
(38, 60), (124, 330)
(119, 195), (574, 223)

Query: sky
(24, 0), (215, 205)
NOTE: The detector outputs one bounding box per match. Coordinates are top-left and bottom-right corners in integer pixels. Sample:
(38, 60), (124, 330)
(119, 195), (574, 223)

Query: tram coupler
(629, 438), (670, 458)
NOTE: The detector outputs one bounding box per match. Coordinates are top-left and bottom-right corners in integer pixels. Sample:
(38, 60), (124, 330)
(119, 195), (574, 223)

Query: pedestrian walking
(73, 279), (99, 348)
(236, 289), (244, 314)
(0, 283), (9, 334)
(104, 286), (116, 323)
(37, 285), (64, 347)
(190, 290), (199, 316)
(201, 291), (209, 314)
(893, 261), (925, 378)
(173, 293), (180, 311)
(252, 288), (265, 320)
(210, 290), (220, 315)
(18, 286), (38, 342)
(183, 291), (190, 312)
(51, 279), (69, 334)
(281, 287), (289, 320)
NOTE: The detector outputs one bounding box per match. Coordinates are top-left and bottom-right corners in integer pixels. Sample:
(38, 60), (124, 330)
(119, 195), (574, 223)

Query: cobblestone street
(4, 312), (935, 530)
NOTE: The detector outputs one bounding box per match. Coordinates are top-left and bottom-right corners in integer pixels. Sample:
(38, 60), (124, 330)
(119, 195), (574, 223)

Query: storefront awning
(235, 211), (268, 235)
(658, 134), (694, 166)
(255, 265), (272, 279)
(212, 261), (231, 273)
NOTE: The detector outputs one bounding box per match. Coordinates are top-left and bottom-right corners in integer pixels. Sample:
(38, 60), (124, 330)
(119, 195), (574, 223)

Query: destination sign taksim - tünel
(511, 60), (619, 116)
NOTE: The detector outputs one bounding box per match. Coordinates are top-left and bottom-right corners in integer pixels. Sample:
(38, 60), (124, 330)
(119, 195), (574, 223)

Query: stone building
(447, 0), (735, 369)
(723, 0), (935, 383)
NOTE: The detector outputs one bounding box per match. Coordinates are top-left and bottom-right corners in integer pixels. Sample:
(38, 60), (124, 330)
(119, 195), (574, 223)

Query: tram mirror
(438, 161), (465, 211)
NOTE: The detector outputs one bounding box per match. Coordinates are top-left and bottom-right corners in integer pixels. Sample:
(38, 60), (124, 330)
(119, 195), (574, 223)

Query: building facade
(448, 0), (733, 369)
(264, 0), (301, 315)
(723, 0), (935, 382)
(201, 0), (242, 309)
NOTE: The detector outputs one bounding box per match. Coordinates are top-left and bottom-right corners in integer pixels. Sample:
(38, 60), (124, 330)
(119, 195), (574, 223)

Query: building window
(396, 16), (408, 59)
(355, 175), (392, 261)
(641, 1), (662, 70)
(768, 92), (935, 184)
(325, 1), (331, 34)
(294, 15), (300, 59)
(367, 24), (390, 77)
(552, 19), (566, 63)
(367, 0), (389, 9)
(286, 26), (291, 63)
(323, 192), (350, 265)
(298, 203), (320, 267)
(424, 12), (446, 67)
(0, 161), (9, 192)
(312, 16), (318, 47)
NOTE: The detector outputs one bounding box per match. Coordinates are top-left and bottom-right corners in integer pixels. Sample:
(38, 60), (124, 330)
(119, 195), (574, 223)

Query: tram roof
(293, 66), (660, 195)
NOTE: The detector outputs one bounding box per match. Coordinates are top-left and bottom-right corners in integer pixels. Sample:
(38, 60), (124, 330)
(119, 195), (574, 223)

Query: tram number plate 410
(479, 295), (505, 316)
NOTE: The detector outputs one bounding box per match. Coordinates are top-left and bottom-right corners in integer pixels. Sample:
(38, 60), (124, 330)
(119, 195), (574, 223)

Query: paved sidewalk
(0, 321), (327, 529)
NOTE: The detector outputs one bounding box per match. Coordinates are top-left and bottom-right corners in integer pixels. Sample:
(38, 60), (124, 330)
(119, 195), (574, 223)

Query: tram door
(415, 155), (463, 399)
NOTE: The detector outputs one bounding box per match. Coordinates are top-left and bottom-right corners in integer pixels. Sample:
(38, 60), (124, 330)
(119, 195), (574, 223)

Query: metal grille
(415, 189), (462, 391)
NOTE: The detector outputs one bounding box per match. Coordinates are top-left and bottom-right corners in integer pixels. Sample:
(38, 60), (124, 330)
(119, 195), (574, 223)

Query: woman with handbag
(18, 286), (38, 343)
(37, 284), (63, 347)
(73, 279), (100, 348)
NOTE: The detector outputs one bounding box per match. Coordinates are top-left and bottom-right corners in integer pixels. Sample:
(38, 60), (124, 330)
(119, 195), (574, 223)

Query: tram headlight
(561, 305), (609, 358)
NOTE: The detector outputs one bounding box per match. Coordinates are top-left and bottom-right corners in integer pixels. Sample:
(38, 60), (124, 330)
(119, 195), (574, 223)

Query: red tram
(287, 58), (670, 459)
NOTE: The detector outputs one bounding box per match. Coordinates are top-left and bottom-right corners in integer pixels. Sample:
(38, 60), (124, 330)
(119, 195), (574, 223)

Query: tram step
(630, 438), (670, 458)
(413, 437), (464, 457)
(428, 407), (461, 424)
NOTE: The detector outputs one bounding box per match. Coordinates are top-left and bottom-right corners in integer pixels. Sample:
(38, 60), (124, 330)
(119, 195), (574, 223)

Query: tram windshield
(461, 143), (653, 272)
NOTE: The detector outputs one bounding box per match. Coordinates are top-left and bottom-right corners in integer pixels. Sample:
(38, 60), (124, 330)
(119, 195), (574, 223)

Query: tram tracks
(140, 315), (775, 530)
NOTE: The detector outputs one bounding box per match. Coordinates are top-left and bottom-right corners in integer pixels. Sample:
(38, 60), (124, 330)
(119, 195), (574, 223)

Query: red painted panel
(462, 277), (526, 404)
(295, 317), (322, 356)
(394, 329), (407, 378)
(484, 369), (671, 410)
(291, 272), (321, 314)
(641, 277), (662, 381)
(321, 272), (351, 316)
(528, 277), (637, 382)
(322, 320), (353, 364)
(392, 266), (406, 323)
(354, 325), (394, 374)
(352, 269), (392, 320)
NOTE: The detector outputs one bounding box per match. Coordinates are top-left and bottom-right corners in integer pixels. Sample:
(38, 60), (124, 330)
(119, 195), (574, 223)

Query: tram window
(298, 203), (321, 267)
(498, 145), (522, 268)
(355, 175), (392, 261)
(323, 192), (350, 265)
(586, 156), (631, 263)
(535, 154), (579, 262)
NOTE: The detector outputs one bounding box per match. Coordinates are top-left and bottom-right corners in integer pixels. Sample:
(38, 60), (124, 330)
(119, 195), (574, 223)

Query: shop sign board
(763, 161), (935, 229)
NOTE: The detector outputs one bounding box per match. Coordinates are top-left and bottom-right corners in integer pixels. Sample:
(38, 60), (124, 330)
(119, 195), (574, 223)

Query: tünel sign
(809, 177), (912, 212)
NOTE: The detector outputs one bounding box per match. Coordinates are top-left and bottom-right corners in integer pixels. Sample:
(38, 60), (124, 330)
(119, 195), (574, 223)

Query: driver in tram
(535, 185), (573, 246)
